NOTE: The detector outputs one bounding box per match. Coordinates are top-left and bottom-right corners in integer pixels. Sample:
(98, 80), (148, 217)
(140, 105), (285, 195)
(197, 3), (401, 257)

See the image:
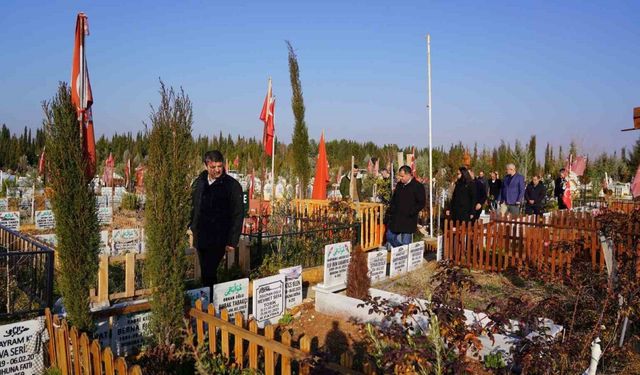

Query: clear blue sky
(1, 0), (638, 156)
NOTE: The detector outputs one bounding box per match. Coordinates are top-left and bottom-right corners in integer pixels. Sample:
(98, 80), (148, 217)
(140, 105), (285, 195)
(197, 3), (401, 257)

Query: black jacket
(190, 171), (244, 250)
(384, 178), (426, 234)
(488, 178), (502, 199)
(554, 177), (566, 198)
(525, 182), (546, 208)
(474, 178), (488, 205)
(450, 179), (476, 222)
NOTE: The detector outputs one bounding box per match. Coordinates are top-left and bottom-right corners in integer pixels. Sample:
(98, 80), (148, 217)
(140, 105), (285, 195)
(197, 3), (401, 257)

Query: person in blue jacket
(499, 163), (525, 217)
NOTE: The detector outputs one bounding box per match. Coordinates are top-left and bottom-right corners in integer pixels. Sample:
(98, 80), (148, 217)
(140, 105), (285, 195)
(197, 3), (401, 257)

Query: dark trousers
(196, 246), (226, 291)
(557, 197), (567, 210)
(525, 205), (542, 215)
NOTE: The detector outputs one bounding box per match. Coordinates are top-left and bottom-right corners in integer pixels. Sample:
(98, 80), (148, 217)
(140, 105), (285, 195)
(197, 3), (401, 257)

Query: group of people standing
(446, 163), (556, 223)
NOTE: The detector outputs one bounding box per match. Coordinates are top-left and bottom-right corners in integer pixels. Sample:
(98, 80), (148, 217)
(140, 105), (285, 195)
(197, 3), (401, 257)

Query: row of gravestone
(34, 227), (145, 255)
(0, 206), (114, 232)
(92, 240), (426, 357)
(92, 264), (303, 356)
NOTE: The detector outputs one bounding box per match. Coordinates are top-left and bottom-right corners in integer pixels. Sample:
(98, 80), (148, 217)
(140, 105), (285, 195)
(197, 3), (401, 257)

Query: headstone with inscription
(212, 278), (249, 320)
(408, 241), (425, 272)
(93, 319), (111, 349)
(318, 241), (352, 291)
(367, 248), (388, 282)
(111, 228), (141, 254)
(252, 274), (286, 327)
(279, 265), (302, 309)
(0, 211), (20, 230)
(111, 312), (151, 356)
(390, 245), (409, 277)
(35, 210), (56, 230)
(97, 207), (113, 225)
(0, 317), (47, 375)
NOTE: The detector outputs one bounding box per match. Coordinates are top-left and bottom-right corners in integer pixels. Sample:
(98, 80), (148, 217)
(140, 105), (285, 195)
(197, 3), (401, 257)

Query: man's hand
(225, 245), (235, 252)
(529, 200), (534, 204)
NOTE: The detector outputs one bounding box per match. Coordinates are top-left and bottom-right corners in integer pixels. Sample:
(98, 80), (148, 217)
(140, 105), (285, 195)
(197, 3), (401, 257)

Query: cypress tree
(145, 82), (194, 345)
(286, 41), (310, 197)
(43, 83), (99, 331)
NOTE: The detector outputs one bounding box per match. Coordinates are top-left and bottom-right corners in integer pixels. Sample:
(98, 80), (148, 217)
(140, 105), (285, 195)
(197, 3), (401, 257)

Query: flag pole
(427, 34), (434, 238)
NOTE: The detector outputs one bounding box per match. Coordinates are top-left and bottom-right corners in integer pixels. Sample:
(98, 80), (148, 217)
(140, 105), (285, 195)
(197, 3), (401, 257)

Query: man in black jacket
(470, 169), (488, 222)
(554, 168), (568, 209)
(525, 175), (546, 215)
(190, 150), (244, 296)
(488, 171), (502, 212)
(384, 165), (426, 247)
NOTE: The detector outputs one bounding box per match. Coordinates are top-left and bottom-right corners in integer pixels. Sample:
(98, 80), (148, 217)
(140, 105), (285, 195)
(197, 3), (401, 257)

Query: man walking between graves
(499, 163), (525, 217)
(554, 168), (568, 210)
(470, 169), (488, 222)
(339, 164), (362, 200)
(190, 150), (244, 299)
(384, 165), (426, 247)
(524, 175), (546, 215)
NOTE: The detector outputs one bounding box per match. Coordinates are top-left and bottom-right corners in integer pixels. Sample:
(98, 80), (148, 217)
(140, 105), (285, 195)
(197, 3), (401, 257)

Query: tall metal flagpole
(427, 34), (434, 237)
(271, 99), (276, 208)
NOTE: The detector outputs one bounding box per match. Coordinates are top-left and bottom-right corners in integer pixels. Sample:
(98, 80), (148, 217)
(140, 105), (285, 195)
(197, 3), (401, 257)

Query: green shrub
(145, 82), (194, 346)
(121, 192), (139, 210)
(43, 83), (100, 331)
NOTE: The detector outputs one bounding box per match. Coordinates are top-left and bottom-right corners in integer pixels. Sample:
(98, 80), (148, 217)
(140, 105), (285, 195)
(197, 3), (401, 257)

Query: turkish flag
(562, 180), (572, 209)
(71, 12), (96, 179)
(38, 147), (46, 176)
(259, 79), (275, 156)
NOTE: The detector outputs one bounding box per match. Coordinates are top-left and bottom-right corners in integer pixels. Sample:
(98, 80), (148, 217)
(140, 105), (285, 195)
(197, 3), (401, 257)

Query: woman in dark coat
(446, 167), (476, 223)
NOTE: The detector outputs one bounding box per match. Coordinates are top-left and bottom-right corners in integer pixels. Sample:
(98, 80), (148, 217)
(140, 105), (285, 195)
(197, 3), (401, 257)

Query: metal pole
(427, 34), (434, 237)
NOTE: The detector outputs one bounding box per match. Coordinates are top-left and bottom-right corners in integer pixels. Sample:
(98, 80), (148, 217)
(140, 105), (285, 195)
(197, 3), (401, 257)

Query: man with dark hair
(384, 165), (426, 247)
(190, 150), (244, 298)
(470, 169), (488, 222)
(554, 168), (568, 209)
(525, 175), (545, 215)
(488, 171), (502, 212)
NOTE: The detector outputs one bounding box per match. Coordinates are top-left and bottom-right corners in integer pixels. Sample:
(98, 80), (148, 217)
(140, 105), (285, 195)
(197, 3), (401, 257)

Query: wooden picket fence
(608, 199), (640, 214)
(444, 213), (603, 277)
(292, 199), (384, 251)
(45, 309), (142, 375)
(189, 299), (372, 374)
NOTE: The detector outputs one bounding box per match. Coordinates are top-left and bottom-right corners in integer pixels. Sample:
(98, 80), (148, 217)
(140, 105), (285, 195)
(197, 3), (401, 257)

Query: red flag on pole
(233, 155), (239, 169)
(103, 153), (115, 187)
(367, 159), (373, 174)
(249, 169), (255, 199)
(563, 154), (573, 209)
(259, 79), (275, 156)
(565, 155), (587, 177)
(312, 132), (330, 199)
(38, 147), (46, 176)
(71, 12), (96, 179)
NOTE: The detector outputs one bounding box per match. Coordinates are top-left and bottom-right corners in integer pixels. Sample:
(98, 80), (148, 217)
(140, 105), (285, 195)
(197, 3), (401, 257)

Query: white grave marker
(0, 211), (20, 230)
(321, 241), (352, 289)
(100, 230), (110, 255)
(390, 245), (409, 277)
(408, 241), (425, 272)
(97, 207), (113, 225)
(0, 317), (47, 375)
(367, 248), (388, 282)
(35, 234), (57, 248)
(111, 228), (141, 254)
(279, 265), (303, 309)
(35, 210), (56, 230)
(212, 278), (249, 320)
(252, 274), (286, 326)
(111, 312), (151, 356)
